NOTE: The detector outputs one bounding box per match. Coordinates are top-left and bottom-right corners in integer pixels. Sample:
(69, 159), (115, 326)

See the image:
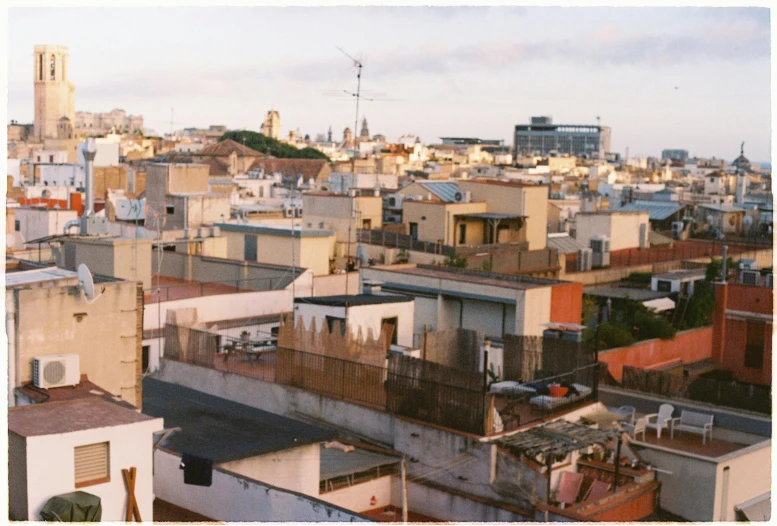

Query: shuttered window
(74, 442), (110, 488)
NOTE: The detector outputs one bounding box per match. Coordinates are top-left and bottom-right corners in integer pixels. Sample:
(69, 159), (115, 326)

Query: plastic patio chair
(556, 471), (584, 505)
(618, 405), (636, 425)
(622, 417), (647, 441)
(644, 403), (674, 439)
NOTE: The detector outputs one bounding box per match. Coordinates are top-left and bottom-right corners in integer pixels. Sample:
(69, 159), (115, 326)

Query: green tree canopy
(220, 130), (330, 161)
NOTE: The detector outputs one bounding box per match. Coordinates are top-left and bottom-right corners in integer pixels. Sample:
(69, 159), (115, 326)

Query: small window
(166, 204), (175, 215)
(74, 442), (110, 488)
(15, 220), (20, 232)
(49, 155), (54, 163)
(50, 54), (56, 81)
(142, 345), (150, 372)
(458, 224), (467, 244)
(656, 280), (672, 292)
(744, 321), (765, 369)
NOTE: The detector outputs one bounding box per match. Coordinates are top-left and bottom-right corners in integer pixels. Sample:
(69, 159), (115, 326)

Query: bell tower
(33, 45), (76, 140)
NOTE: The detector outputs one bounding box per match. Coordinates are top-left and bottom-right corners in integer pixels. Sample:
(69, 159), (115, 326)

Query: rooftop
(699, 203), (747, 213)
(214, 222), (334, 238)
(143, 378), (335, 463)
(4, 266), (77, 287)
(295, 293), (413, 307)
(144, 275), (255, 303)
(618, 201), (683, 221)
(14, 374), (137, 409)
(373, 264), (565, 290)
(652, 269), (706, 281)
(319, 443), (400, 481)
(547, 233), (587, 255)
(196, 139), (263, 158)
(584, 286), (671, 301)
(9, 397), (157, 437)
(418, 181), (462, 202)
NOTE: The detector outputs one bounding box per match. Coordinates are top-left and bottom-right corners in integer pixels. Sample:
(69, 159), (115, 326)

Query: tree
(443, 253), (468, 268)
(219, 130), (329, 161)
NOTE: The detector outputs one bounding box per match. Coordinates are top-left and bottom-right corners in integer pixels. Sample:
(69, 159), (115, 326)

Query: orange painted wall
(550, 282), (583, 325)
(590, 485), (657, 522)
(600, 327), (714, 382)
(713, 283), (773, 386)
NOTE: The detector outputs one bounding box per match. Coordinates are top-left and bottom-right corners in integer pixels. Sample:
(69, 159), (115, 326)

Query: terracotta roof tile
(197, 139), (263, 158)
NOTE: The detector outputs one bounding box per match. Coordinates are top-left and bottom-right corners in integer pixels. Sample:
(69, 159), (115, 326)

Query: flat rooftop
(652, 269), (706, 281)
(14, 374), (136, 409)
(4, 266), (77, 287)
(143, 378), (335, 463)
(372, 264), (565, 290)
(584, 286), (671, 301)
(319, 444), (400, 481)
(295, 293), (413, 307)
(9, 397), (157, 438)
(144, 275), (254, 303)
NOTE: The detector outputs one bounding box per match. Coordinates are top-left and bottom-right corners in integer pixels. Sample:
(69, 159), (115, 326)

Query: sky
(5, 6), (773, 162)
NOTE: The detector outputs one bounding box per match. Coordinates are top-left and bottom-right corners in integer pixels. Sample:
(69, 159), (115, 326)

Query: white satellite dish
(743, 216), (754, 227)
(706, 215), (714, 225)
(77, 263), (101, 303)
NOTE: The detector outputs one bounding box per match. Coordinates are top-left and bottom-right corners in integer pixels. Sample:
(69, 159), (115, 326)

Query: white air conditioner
(740, 259), (758, 271)
(740, 270), (761, 286)
(386, 195), (403, 209)
(577, 248), (593, 272)
(32, 354), (80, 389)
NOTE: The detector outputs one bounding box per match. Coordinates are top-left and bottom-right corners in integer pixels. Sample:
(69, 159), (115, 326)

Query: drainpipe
(82, 137), (97, 218)
(721, 245), (728, 282)
(6, 292), (17, 407)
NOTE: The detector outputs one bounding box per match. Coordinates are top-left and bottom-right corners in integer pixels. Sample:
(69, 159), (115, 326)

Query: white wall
(518, 287), (552, 337)
(16, 208), (79, 245)
(295, 300), (415, 347)
(78, 140), (119, 167)
(154, 449), (369, 522)
(39, 163), (84, 187)
(713, 443), (772, 521)
(219, 444), (320, 497)
(312, 272), (360, 297)
(144, 289), (294, 331)
(8, 158), (22, 186)
(17, 418), (162, 521)
(319, 475), (398, 514)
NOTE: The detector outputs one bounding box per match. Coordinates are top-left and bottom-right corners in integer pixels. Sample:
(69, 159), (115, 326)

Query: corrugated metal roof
(419, 181), (461, 202)
(5, 267), (77, 287)
(547, 233), (586, 254)
(699, 204), (747, 213)
(618, 201), (683, 221)
(648, 230), (674, 247)
(320, 445), (400, 481)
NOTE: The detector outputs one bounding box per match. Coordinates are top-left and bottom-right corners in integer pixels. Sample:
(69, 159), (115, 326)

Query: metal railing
(145, 277), (284, 302)
(357, 229), (456, 256)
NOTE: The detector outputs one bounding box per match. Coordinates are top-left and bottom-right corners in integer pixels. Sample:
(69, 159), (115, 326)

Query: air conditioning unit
(577, 248), (593, 271)
(386, 195), (404, 209)
(591, 236), (611, 268)
(32, 354), (80, 389)
(740, 259), (758, 271)
(671, 221), (684, 239)
(453, 191), (465, 202)
(765, 273), (773, 289)
(464, 191), (472, 202)
(182, 228), (191, 240)
(740, 270), (761, 286)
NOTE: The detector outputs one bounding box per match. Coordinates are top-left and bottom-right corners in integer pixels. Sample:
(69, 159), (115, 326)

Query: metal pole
(401, 456), (409, 523)
(721, 245), (728, 282)
(613, 437), (622, 492)
(546, 453), (553, 504)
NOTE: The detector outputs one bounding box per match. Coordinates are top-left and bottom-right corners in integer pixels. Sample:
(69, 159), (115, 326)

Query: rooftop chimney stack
(83, 138), (97, 218)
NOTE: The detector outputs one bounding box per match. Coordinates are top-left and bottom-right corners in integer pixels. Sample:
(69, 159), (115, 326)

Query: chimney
(82, 138), (97, 218)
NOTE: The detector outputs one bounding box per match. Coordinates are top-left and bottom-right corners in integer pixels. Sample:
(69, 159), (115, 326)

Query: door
(381, 317), (398, 346)
(409, 222), (419, 240)
(244, 235), (257, 261)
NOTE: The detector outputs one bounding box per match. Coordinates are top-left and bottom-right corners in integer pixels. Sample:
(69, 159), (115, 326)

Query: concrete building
(75, 108), (144, 136)
(14, 207), (79, 246)
(361, 265), (582, 340)
(651, 269), (706, 296)
(294, 293), (415, 348)
(8, 397), (163, 521)
(573, 210), (650, 252)
(514, 116), (611, 158)
(216, 222), (336, 276)
(33, 45), (75, 140)
(302, 193), (383, 258)
(661, 149), (689, 161)
(5, 265), (144, 408)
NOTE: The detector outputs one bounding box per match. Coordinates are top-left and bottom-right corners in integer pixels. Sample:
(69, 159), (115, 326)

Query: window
(166, 204), (175, 215)
(326, 316), (346, 337)
(362, 219), (372, 230)
(49, 155), (54, 163)
(656, 280), (672, 292)
(39, 54), (43, 81)
(14, 220), (20, 232)
(50, 54), (56, 81)
(74, 442), (110, 488)
(744, 321), (765, 369)
(142, 345), (150, 372)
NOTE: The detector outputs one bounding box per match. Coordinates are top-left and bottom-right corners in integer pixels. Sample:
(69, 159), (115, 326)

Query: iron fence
(357, 229), (456, 256)
(622, 365), (771, 414)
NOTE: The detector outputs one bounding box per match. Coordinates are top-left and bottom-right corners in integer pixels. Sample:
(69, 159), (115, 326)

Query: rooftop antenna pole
(339, 47), (363, 300)
(170, 107), (174, 138)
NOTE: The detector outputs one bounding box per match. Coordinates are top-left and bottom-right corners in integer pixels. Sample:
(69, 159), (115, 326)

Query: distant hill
(219, 130), (330, 161)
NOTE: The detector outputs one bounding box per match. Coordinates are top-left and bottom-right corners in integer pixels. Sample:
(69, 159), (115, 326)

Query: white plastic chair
(644, 403), (674, 439)
(623, 417), (646, 441)
(618, 405), (636, 425)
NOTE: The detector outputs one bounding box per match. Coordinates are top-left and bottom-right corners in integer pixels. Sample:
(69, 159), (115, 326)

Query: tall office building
(33, 45), (75, 140)
(661, 149), (689, 162)
(514, 116), (611, 158)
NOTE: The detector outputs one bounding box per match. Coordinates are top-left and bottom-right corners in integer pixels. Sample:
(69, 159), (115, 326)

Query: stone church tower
(34, 45), (75, 141)
(261, 109), (281, 140)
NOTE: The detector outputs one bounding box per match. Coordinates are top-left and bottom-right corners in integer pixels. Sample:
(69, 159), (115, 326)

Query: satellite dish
(706, 215), (714, 225)
(744, 216), (754, 226)
(77, 263), (101, 303)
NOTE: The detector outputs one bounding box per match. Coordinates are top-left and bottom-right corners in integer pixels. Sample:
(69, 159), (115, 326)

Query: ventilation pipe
(83, 137), (97, 218)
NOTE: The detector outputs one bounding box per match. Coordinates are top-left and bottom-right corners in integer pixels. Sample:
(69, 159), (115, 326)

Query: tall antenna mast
(338, 47), (364, 300)
(170, 107), (174, 138)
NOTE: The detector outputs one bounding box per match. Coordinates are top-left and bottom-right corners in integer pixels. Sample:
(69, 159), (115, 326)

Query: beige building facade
(402, 200), (488, 246)
(261, 110), (281, 139)
(34, 45), (75, 141)
(573, 211), (650, 252)
(302, 193), (383, 243)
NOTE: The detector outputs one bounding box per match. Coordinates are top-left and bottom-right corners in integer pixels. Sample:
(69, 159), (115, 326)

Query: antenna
(77, 263), (102, 304)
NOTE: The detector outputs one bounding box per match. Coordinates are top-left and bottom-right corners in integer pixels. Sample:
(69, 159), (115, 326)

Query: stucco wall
(17, 417), (162, 521)
(154, 449), (369, 522)
(11, 280), (140, 406)
(313, 272), (360, 297)
(517, 287), (551, 336)
(402, 201), (488, 245)
(219, 444), (320, 497)
(16, 208), (78, 245)
(407, 480), (530, 522)
(713, 442), (772, 521)
(599, 327), (714, 382)
(549, 282), (583, 325)
(318, 474), (398, 513)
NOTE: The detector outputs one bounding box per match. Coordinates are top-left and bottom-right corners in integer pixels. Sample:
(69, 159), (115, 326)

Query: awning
(735, 492), (770, 521)
(643, 297), (675, 312)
